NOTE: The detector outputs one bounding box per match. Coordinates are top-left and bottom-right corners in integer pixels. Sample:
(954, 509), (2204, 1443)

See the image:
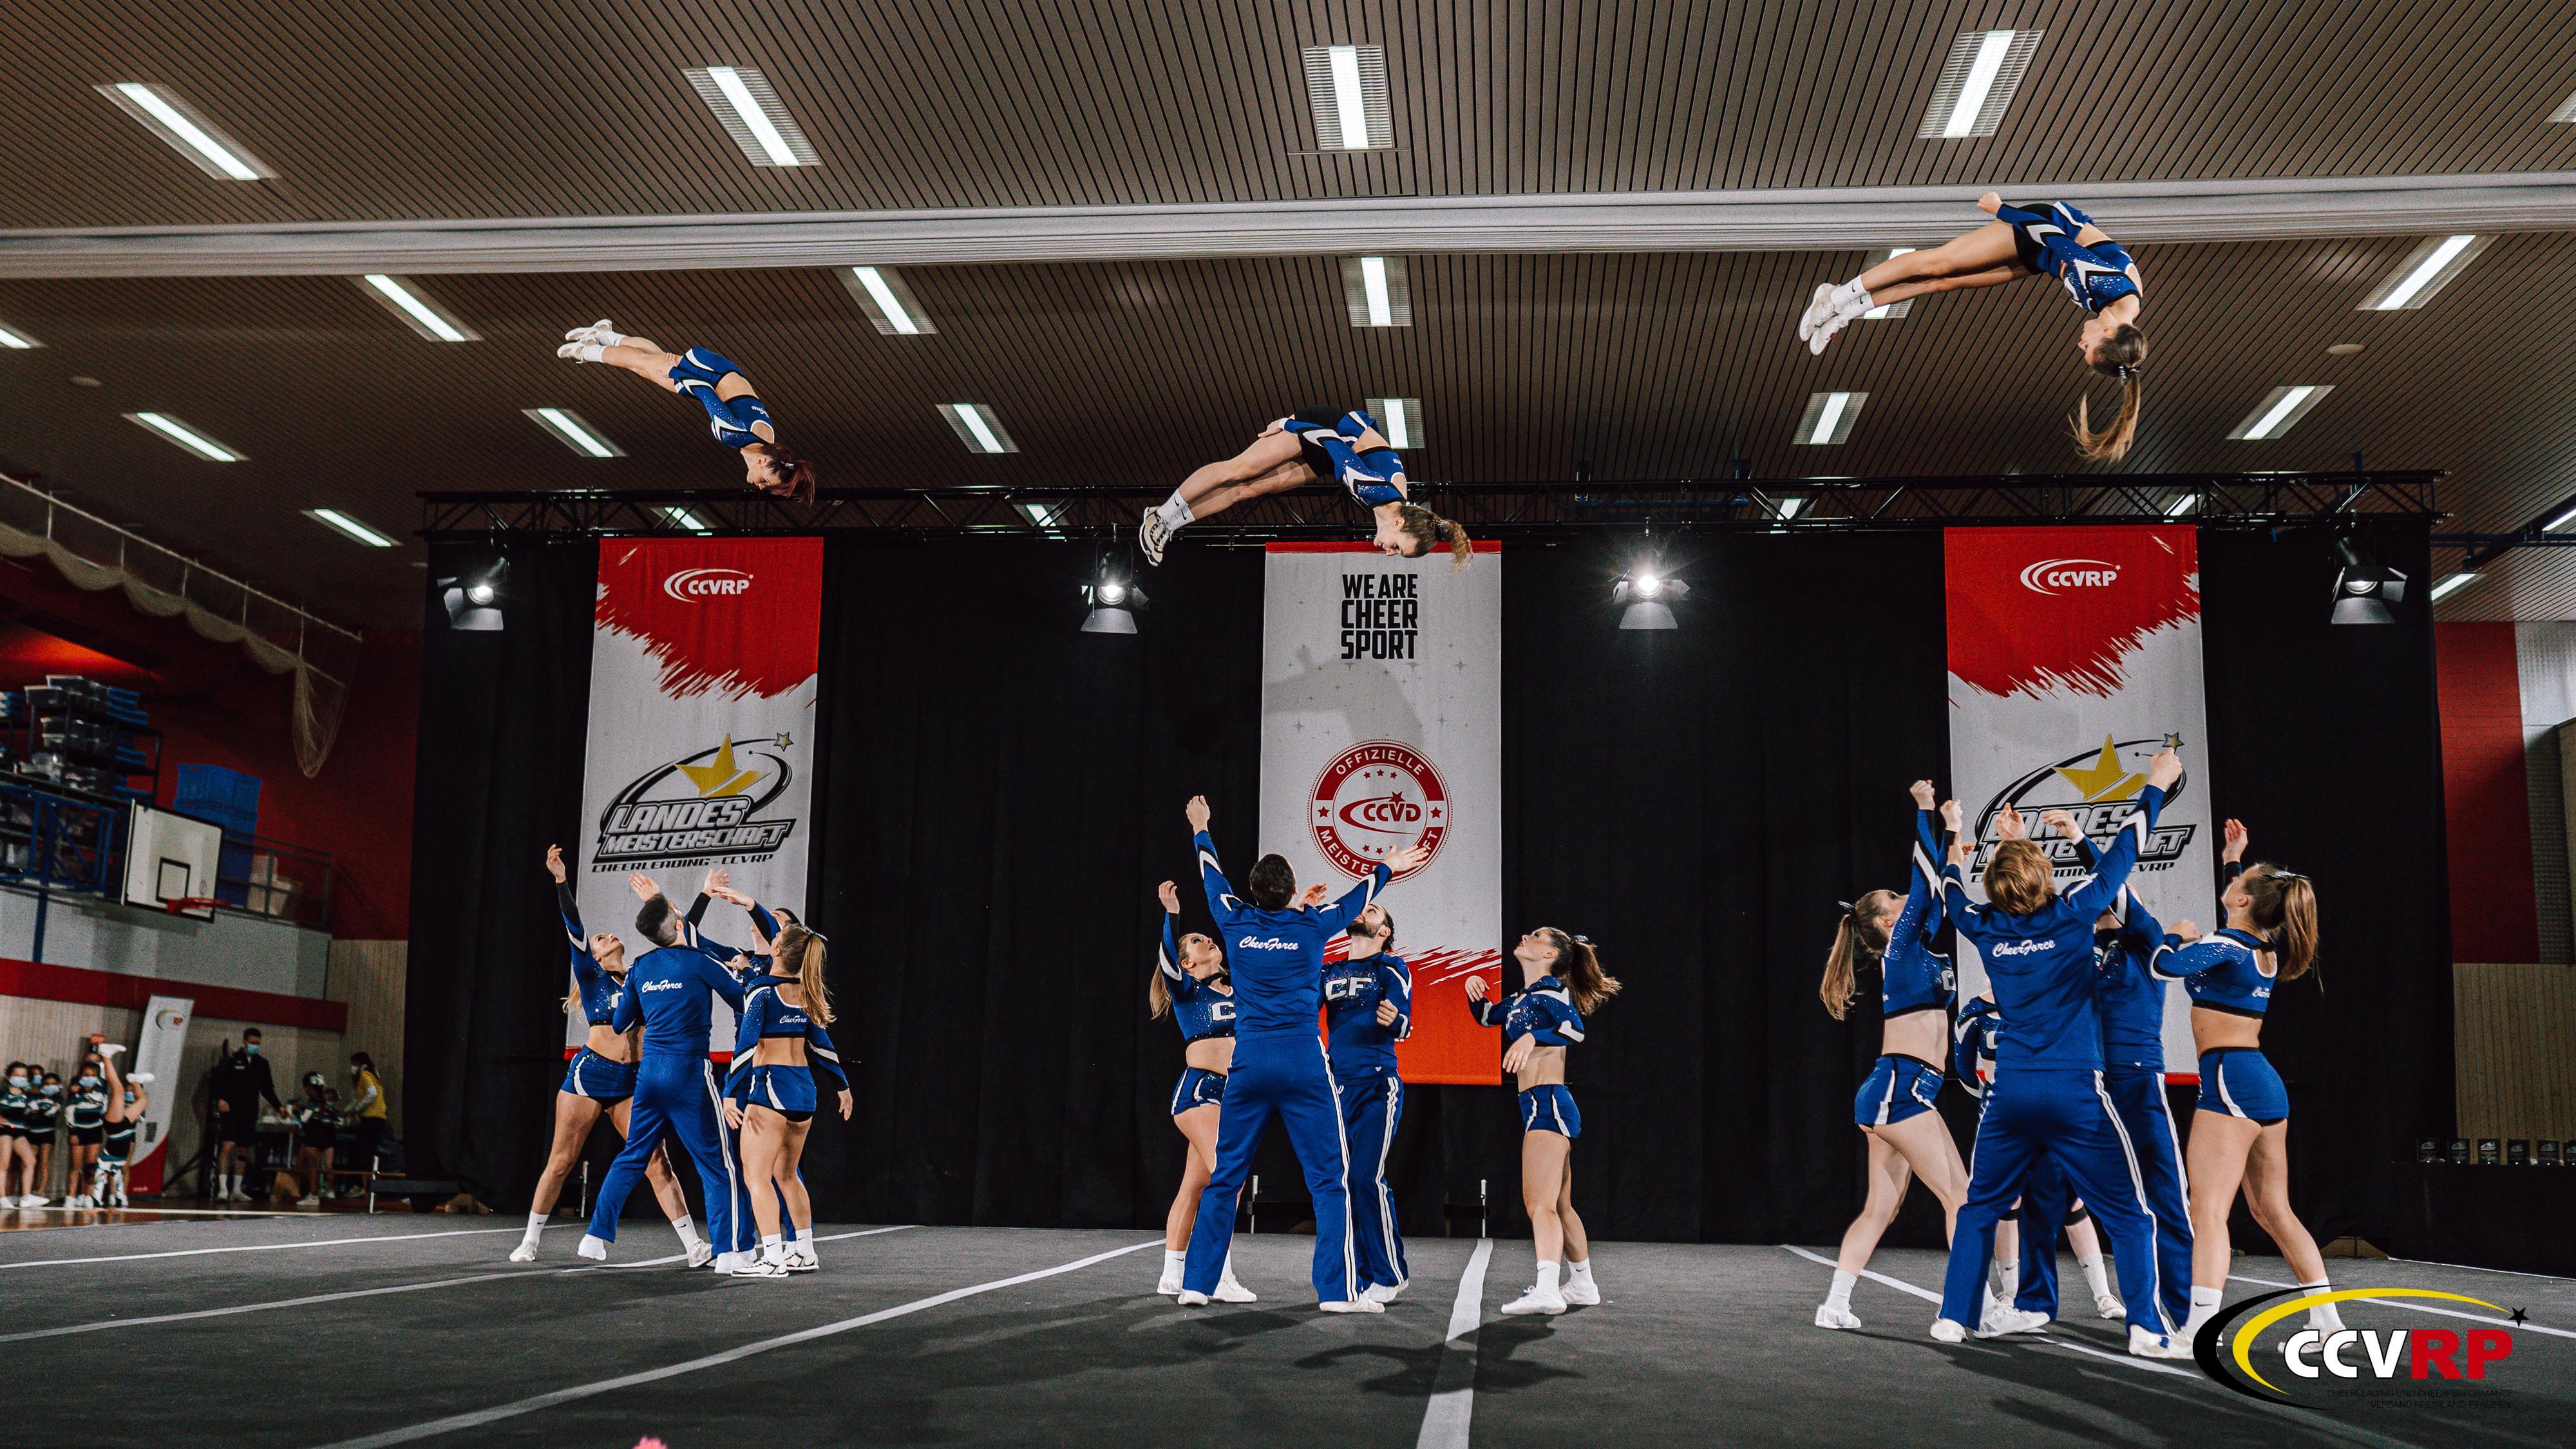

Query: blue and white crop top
(1159, 914), (1238, 1045)
(1470, 974), (1584, 1046)
(1882, 809), (1957, 1018)
(1994, 200), (2139, 316)
(1283, 408), (1406, 507)
(558, 882), (624, 1028)
(668, 347), (775, 451)
(724, 976), (849, 1099)
(2151, 927), (2275, 1018)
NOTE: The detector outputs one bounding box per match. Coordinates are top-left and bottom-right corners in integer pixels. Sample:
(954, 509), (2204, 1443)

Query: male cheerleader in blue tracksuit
(1932, 747), (2188, 1358)
(1323, 905), (1413, 1303)
(1177, 794), (1428, 1309)
(2012, 812), (2193, 1331)
(580, 892), (748, 1265)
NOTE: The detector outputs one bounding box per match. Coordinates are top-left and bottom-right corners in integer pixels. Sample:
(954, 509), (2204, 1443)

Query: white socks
(1155, 494), (1193, 531)
(521, 1211), (547, 1246)
(2301, 1279), (2345, 1331)
(670, 1215), (703, 1250)
(1826, 1269), (1857, 1311)
(2183, 1283), (2223, 1337)
(562, 343), (605, 363)
(1993, 1260), (2020, 1303)
(1831, 277), (1874, 314)
(1536, 1260), (1561, 1294)
(1567, 1260), (1595, 1289)
(2078, 1253), (2111, 1300)
(761, 1233), (787, 1265)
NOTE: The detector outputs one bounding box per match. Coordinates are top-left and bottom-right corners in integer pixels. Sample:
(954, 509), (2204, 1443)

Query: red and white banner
(1945, 527), (2213, 1077)
(1260, 542), (1503, 1085)
(126, 993), (192, 1193)
(573, 538), (823, 1054)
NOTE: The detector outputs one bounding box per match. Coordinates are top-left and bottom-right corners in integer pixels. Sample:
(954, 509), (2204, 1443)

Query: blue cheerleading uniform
(667, 347), (775, 451)
(1472, 975), (1587, 1139)
(1855, 809), (1958, 1127)
(724, 978), (849, 1121)
(1953, 995), (2002, 1097)
(556, 882), (639, 1104)
(1935, 786), (2181, 1338)
(1159, 913), (1237, 1115)
(2153, 927), (2288, 1122)
(1180, 830), (1388, 1302)
(583, 941), (746, 1251)
(1324, 949), (1412, 1292)
(1993, 200), (2139, 316)
(1282, 408), (1406, 508)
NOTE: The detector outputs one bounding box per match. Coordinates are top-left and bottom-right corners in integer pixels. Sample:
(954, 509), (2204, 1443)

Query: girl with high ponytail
(2155, 820), (2340, 1343)
(721, 918), (853, 1276)
(1138, 407), (1474, 570)
(1814, 781), (1969, 1332)
(1466, 925), (1620, 1316)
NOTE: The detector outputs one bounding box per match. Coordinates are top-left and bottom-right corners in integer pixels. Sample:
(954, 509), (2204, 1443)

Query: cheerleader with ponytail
(1814, 780), (1969, 1330)
(1139, 408), (1472, 567)
(1467, 927), (1620, 1316)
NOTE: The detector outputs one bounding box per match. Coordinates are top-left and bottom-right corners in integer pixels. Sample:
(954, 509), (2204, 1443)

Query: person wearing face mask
(25, 1072), (62, 1206)
(345, 1051), (387, 1190)
(1, 1063), (33, 1207)
(61, 1056), (108, 1208)
(209, 1030), (282, 1202)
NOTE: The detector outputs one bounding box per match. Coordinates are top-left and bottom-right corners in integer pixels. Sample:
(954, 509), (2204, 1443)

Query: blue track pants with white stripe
(587, 1055), (735, 1249)
(1336, 1067), (1408, 1291)
(1182, 1031), (1358, 1302)
(1938, 1066), (2175, 1338)
(2016, 1068), (2193, 1329)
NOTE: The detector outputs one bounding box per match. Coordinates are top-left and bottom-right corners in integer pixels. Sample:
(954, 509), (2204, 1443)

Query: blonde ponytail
(775, 924), (833, 1026)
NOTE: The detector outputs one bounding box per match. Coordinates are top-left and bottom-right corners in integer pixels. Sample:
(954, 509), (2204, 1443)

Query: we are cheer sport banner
(572, 537), (823, 1055)
(1259, 542), (1503, 1086)
(1945, 526), (2213, 1080)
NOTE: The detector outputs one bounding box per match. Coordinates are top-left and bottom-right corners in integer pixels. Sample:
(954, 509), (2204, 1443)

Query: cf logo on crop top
(663, 567), (754, 601)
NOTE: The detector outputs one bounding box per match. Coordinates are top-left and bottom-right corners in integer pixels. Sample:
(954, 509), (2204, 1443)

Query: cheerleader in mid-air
(1812, 782), (1969, 1330)
(1138, 409), (1470, 567)
(556, 321), (815, 499)
(1798, 193), (2146, 460)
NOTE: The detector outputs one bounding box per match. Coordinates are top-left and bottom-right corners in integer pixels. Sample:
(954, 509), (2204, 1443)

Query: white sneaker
(564, 319), (618, 345)
(1318, 1298), (1385, 1314)
(129, 1072), (155, 1084)
(728, 1259), (791, 1280)
(1139, 509), (1171, 566)
(509, 1242), (538, 1263)
(685, 1242), (715, 1269)
(1808, 310), (1851, 356)
(1500, 1286), (1566, 1316)
(1175, 1289), (1211, 1306)
(1929, 1318), (1969, 1342)
(99, 1043), (126, 1059)
(1560, 1277), (1600, 1307)
(786, 1251), (819, 1273)
(1978, 1306), (2051, 1338)
(1157, 1268), (1183, 1296)
(2128, 1324), (2190, 1359)
(1798, 282), (1836, 341)
(1361, 1282), (1402, 1305)
(712, 1251), (754, 1275)
(576, 1235), (610, 1261)
(0, 1196), (19, 1208)
(1215, 1274), (1258, 1304)
(2096, 1291), (2126, 1320)
(299, 1195), (321, 1208)
(1814, 1302), (1863, 1330)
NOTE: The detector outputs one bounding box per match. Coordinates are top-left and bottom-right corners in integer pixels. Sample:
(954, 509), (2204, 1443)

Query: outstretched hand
(1978, 191), (2003, 214)
(1158, 880), (1180, 914)
(628, 872), (660, 902)
(702, 867), (731, 897)
(2147, 747), (2184, 790)
(2039, 809), (2079, 840)
(1185, 795), (1213, 833)
(1909, 779), (1937, 810)
(1939, 799), (1965, 834)
(1995, 804), (2027, 841)
(1384, 843), (1432, 875)
(1300, 883), (1331, 908)
(706, 884), (754, 908)
(1463, 975), (1489, 1003)
(545, 844), (567, 884)
(2222, 819), (2249, 864)
(1949, 835), (1976, 867)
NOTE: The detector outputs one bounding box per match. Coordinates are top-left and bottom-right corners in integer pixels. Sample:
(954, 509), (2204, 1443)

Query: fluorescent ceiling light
(524, 407), (623, 458)
(2543, 501), (2576, 533)
(97, 82), (274, 180)
(2166, 493), (2201, 518)
(1795, 391), (1867, 446)
(2359, 234), (2490, 310)
(1921, 30), (2041, 139)
(1776, 497), (1806, 520)
(2552, 90), (2576, 124)
(124, 411), (242, 461)
(303, 508), (395, 547)
(844, 266), (934, 335)
(943, 402), (1018, 454)
(0, 322), (40, 349)
(1302, 44), (1392, 149)
(2227, 384), (2333, 441)
(1016, 502), (1063, 534)
(662, 506), (710, 531)
(2429, 571), (2482, 603)
(1341, 255), (1412, 327)
(1862, 249), (1917, 319)
(685, 66), (817, 167)
(1366, 397), (1420, 450)
(358, 274), (477, 342)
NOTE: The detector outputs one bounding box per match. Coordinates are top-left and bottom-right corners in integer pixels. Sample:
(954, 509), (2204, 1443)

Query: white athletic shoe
(1318, 1298), (1386, 1314)
(1214, 1274), (1258, 1304)
(1808, 310), (1852, 357)
(564, 319), (619, 345)
(2096, 1291), (2126, 1320)
(1797, 283), (1837, 342)
(0, 1196), (19, 1208)
(786, 1251), (819, 1273)
(509, 1242), (538, 1263)
(685, 1242), (715, 1269)
(1361, 1282), (1403, 1305)
(99, 1043), (126, 1059)
(298, 1195), (321, 1208)
(2128, 1324), (2190, 1359)
(1929, 1318), (1969, 1342)
(556, 341), (592, 363)
(1560, 1278), (1600, 1307)
(728, 1259), (791, 1280)
(1157, 1267), (1184, 1296)
(1139, 508), (1171, 566)
(1814, 1302), (1862, 1330)
(129, 1072), (155, 1084)
(1499, 1286), (1566, 1316)
(1978, 1306), (2052, 1338)
(1175, 1289), (1212, 1306)
(712, 1250), (755, 1275)
(576, 1235), (610, 1261)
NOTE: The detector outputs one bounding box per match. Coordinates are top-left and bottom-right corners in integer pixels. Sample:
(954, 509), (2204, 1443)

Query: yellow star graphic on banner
(677, 735), (765, 799)
(2053, 734), (2144, 803)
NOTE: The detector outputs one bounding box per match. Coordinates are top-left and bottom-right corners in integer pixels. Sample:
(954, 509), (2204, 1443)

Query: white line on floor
(2229, 1273), (2575, 1341)
(558, 1225), (916, 1273)
(1415, 1239), (1493, 1449)
(308, 1238), (1161, 1448)
(1781, 1243), (1940, 1303)
(2385, 1256), (2575, 1283)
(0, 1225), (536, 1271)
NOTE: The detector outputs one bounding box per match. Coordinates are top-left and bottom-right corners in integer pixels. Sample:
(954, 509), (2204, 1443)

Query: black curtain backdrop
(406, 522), (2454, 1258)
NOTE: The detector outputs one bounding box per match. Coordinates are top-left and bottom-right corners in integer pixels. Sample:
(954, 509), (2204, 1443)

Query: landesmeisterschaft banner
(1260, 542), (1502, 1085)
(573, 537), (822, 1054)
(1946, 527), (2213, 1078)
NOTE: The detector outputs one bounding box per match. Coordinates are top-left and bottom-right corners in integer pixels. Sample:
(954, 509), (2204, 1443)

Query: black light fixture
(1613, 560), (1688, 630)
(2328, 536), (2407, 625)
(437, 557), (508, 631)
(1082, 564), (1146, 634)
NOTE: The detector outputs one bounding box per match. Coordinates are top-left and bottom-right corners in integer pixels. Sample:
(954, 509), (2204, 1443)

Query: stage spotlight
(2328, 537), (2407, 625)
(438, 558), (509, 631)
(1083, 569), (1146, 634)
(1613, 566), (1687, 630)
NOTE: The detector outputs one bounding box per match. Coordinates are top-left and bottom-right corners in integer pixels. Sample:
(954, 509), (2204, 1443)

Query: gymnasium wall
(410, 523), (2452, 1253)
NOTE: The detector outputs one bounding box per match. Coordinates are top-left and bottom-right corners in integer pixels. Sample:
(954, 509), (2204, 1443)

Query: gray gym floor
(0, 1217), (2566, 1447)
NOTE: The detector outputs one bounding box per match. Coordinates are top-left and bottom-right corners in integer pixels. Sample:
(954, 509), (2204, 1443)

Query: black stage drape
(408, 524), (2454, 1258)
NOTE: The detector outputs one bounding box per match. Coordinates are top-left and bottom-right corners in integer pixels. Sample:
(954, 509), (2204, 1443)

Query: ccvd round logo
(1310, 740), (1448, 878)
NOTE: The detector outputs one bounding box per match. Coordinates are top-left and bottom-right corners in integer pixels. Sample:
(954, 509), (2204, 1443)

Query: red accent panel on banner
(595, 537), (826, 698)
(1946, 527), (2199, 698)
(2434, 623), (2541, 962)
(1264, 541), (1503, 554)
(0, 957), (346, 1031)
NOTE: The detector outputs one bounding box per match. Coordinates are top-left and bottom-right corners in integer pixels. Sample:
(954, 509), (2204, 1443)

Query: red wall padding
(2436, 623), (2540, 963)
